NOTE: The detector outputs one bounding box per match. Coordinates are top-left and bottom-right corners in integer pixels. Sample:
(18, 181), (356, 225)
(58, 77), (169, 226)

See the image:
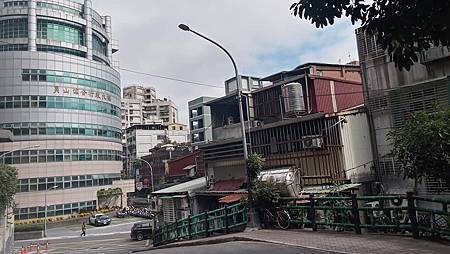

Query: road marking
(16, 231), (131, 243)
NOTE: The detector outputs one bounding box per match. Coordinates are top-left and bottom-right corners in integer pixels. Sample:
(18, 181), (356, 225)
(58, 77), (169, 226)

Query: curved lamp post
(0, 144), (40, 165)
(123, 156), (154, 193)
(178, 24), (248, 160)
(44, 185), (58, 237)
(178, 24), (258, 227)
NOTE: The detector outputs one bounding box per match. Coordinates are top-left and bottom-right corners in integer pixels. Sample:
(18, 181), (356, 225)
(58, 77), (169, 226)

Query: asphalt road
(142, 241), (336, 254)
(14, 217), (152, 254)
(15, 232), (150, 254)
(16, 239), (336, 254)
(46, 216), (149, 237)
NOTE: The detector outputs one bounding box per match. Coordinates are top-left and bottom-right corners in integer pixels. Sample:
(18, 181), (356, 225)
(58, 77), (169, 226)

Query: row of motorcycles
(116, 206), (154, 219)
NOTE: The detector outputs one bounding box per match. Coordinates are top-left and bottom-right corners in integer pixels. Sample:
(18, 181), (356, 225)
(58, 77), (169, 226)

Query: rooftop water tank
(282, 83), (306, 117)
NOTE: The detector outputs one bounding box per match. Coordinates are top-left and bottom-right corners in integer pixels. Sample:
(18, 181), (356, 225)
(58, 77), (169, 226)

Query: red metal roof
(218, 193), (248, 204)
(211, 178), (245, 191)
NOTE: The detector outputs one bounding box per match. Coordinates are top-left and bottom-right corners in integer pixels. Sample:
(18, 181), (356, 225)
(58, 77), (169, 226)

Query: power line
(118, 67), (224, 89)
(0, 40), (366, 94)
(0, 40), (224, 89)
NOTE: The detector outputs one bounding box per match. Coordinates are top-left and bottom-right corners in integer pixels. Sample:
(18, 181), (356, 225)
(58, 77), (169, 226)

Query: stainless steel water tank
(282, 82), (306, 117)
(258, 167), (302, 197)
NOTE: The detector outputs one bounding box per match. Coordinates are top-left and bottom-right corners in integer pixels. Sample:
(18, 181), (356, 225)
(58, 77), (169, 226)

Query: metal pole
(44, 188), (47, 237)
(178, 24), (257, 227)
(44, 186), (57, 237)
(0, 145), (40, 165)
(136, 158), (154, 193)
(122, 156), (154, 193)
(183, 27), (248, 160)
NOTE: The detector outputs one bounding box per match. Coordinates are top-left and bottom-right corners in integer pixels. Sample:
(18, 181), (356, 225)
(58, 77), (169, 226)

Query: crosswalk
(15, 236), (151, 254)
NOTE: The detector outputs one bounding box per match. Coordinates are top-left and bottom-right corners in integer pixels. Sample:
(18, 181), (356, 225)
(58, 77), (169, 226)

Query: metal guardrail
(278, 192), (450, 239)
(153, 202), (248, 246)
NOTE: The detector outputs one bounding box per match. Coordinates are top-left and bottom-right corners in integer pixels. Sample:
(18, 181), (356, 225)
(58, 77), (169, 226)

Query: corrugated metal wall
(313, 79), (334, 113)
(334, 81), (364, 111)
(312, 78), (364, 114)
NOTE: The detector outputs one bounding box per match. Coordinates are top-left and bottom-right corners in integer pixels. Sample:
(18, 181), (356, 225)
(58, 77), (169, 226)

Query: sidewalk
(141, 229), (450, 254)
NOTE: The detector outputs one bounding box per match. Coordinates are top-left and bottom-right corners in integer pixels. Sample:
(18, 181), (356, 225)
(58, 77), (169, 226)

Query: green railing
(153, 202), (248, 246)
(277, 192), (450, 239)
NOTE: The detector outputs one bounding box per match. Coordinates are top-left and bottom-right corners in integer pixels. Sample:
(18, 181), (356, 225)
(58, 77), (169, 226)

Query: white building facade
(0, 0), (133, 220)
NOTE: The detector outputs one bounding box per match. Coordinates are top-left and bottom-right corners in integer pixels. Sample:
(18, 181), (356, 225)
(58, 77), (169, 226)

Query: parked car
(130, 222), (152, 241)
(89, 213), (111, 226)
(116, 208), (128, 218)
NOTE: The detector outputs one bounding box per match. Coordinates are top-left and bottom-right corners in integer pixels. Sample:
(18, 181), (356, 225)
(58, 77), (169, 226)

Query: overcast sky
(90, 0), (358, 125)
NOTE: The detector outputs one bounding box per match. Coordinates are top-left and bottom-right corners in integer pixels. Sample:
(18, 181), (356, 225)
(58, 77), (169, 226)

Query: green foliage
(247, 154), (265, 182)
(0, 165), (18, 216)
(388, 109), (450, 186)
(252, 180), (281, 209)
(290, 0), (450, 71)
(97, 187), (122, 198)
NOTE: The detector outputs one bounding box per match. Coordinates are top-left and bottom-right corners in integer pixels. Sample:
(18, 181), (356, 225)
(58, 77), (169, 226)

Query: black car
(131, 222), (152, 241)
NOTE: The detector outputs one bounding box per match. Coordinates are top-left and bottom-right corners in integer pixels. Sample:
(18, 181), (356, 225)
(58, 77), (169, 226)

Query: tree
(0, 165), (18, 216)
(247, 153), (265, 183)
(388, 109), (450, 191)
(252, 180), (282, 209)
(290, 0), (450, 70)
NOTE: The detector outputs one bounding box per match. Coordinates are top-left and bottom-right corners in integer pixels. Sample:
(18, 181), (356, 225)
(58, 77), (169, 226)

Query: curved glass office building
(0, 0), (132, 220)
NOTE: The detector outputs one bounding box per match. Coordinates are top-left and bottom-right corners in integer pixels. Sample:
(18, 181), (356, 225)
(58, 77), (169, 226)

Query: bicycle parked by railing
(261, 207), (291, 229)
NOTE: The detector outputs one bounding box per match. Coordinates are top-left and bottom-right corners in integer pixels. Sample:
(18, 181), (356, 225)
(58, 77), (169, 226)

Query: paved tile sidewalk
(144, 229), (450, 254)
(239, 229), (450, 254)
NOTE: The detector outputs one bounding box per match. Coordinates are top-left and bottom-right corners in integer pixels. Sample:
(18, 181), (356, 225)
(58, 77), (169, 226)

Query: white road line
(16, 231), (131, 242)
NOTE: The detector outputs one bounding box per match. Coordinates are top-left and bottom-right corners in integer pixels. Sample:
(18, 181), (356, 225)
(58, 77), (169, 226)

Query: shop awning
(182, 165), (196, 170)
(212, 178), (245, 191)
(218, 193), (248, 204)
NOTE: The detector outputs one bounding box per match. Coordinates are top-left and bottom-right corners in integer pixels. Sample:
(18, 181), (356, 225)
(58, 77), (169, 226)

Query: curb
(132, 235), (348, 254)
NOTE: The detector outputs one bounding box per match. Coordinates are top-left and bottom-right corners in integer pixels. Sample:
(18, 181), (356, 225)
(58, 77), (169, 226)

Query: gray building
(0, 0), (134, 220)
(188, 96), (216, 146)
(122, 85), (179, 126)
(356, 28), (450, 195)
(123, 85), (157, 103)
(224, 75), (263, 95)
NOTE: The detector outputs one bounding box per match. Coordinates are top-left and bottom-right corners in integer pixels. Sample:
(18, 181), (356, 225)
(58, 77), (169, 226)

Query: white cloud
(90, 0), (358, 124)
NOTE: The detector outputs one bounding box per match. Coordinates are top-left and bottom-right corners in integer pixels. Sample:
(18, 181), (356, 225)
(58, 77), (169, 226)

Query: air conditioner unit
(207, 176), (214, 188)
(151, 198), (162, 212)
(302, 135), (324, 148)
(253, 120), (264, 127)
(226, 116), (234, 125)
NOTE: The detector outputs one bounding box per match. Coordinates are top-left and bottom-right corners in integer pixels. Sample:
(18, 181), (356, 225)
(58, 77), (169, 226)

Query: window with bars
(0, 95), (120, 117)
(37, 19), (85, 45)
(0, 43), (28, 51)
(0, 148), (122, 165)
(18, 174), (120, 193)
(36, 1), (83, 17)
(22, 69), (120, 95)
(0, 18), (28, 39)
(3, 1), (28, 7)
(93, 34), (107, 56)
(0, 122), (121, 139)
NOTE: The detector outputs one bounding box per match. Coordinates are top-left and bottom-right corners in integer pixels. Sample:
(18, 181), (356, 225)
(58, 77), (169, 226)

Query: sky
(90, 0), (359, 125)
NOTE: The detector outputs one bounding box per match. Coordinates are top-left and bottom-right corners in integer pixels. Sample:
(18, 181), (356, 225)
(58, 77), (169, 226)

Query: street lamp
(178, 24), (249, 160)
(44, 185), (58, 237)
(123, 156), (154, 193)
(0, 145), (40, 165)
(178, 24), (258, 227)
